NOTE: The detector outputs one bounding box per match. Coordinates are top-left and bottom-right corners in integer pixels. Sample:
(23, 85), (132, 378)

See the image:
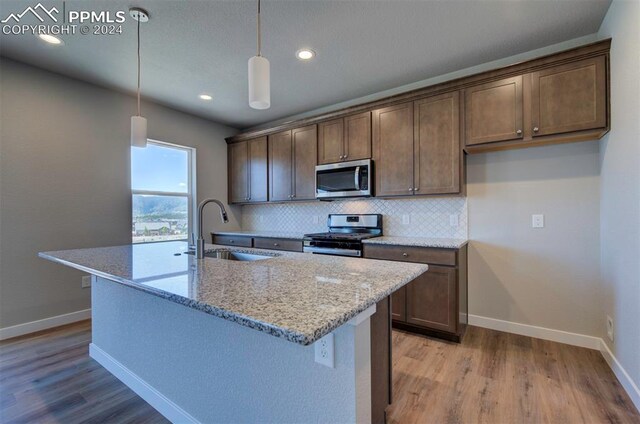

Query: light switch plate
(449, 214), (459, 227)
(81, 275), (92, 288)
(532, 214), (544, 228)
(402, 214), (410, 225)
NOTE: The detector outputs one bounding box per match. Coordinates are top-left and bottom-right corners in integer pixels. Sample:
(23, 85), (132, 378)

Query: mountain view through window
(131, 142), (193, 243)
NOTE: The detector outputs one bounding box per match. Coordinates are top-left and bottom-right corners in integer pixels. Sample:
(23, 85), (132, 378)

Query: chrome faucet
(195, 198), (229, 259)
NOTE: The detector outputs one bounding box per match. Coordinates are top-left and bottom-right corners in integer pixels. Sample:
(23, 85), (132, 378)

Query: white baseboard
(468, 314), (601, 349)
(89, 343), (200, 424)
(0, 308), (91, 341)
(599, 340), (640, 411)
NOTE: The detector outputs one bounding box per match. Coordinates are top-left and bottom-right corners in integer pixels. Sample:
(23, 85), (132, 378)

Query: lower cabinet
(364, 243), (468, 342)
(211, 233), (303, 253)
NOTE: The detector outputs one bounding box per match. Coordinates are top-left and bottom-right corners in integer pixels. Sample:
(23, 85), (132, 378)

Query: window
(131, 140), (195, 244)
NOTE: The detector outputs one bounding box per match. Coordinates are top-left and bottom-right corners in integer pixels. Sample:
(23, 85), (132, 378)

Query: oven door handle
(354, 166), (360, 191)
(303, 246), (362, 257)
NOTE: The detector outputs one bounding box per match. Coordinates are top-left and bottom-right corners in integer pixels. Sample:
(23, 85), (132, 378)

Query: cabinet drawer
(253, 237), (302, 252)
(212, 235), (253, 247)
(363, 244), (456, 266)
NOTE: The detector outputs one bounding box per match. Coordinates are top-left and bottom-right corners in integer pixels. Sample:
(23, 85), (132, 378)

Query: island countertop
(39, 241), (427, 345)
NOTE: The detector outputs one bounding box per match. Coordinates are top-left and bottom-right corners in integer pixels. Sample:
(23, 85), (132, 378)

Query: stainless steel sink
(205, 250), (272, 261)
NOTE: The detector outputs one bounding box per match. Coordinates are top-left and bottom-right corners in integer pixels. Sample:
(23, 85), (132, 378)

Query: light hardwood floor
(0, 320), (637, 423)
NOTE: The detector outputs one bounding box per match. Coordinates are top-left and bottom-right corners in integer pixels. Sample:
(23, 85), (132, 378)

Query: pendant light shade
(130, 7), (149, 147)
(249, 0), (270, 110)
(248, 55), (270, 109)
(131, 116), (148, 148)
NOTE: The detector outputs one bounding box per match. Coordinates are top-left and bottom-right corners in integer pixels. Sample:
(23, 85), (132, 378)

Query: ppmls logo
(1, 3), (59, 23)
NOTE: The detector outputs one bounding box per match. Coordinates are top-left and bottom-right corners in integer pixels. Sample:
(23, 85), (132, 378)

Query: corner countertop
(363, 236), (468, 249)
(39, 241), (427, 346)
(212, 230), (305, 240)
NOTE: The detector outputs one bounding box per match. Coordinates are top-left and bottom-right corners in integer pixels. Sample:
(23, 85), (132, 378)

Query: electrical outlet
(258, 215), (265, 223)
(312, 215), (320, 225)
(402, 214), (410, 225)
(607, 315), (614, 342)
(81, 275), (92, 289)
(314, 332), (334, 368)
(449, 214), (459, 227)
(532, 214), (545, 228)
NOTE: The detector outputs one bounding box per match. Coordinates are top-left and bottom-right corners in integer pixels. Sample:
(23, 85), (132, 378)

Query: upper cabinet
(318, 112), (371, 165)
(373, 93), (462, 198)
(414, 91), (461, 195)
(268, 125), (317, 202)
(463, 54), (608, 153)
(531, 56), (606, 137)
(227, 40), (610, 192)
(463, 76), (523, 146)
(372, 102), (415, 197)
(228, 137), (268, 204)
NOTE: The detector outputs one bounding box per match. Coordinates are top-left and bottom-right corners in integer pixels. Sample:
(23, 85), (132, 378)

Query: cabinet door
(372, 102), (415, 197)
(228, 141), (248, 204)
(464, 76), (523, 146)
(344, 111), (371, 161)
(268, 130), (293, 202)
(531, 56), (606, 137)
(414, 92), (460, 195)
(391, 285), (406, 322)
(248, 137), (268, 202)
(292, 125), (318, 200)
(318, 119), (344, 165)
(406, 265), (457, 333)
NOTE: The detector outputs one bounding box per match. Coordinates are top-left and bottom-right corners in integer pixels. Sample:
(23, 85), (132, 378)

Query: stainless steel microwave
(315, 159), (373, 199)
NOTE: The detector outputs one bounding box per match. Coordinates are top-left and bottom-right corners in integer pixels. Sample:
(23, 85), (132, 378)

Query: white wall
(467, 141), (601, 336)
(0, 58), (238, 329)
(597, 0), (640, 390)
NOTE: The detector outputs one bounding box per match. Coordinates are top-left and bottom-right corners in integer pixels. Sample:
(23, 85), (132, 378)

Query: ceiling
(0, 0), (611, 130)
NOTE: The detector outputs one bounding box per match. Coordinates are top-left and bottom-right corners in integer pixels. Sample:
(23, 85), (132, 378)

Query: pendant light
(248, 0), (270, 109)
(130, 7), (149, 147)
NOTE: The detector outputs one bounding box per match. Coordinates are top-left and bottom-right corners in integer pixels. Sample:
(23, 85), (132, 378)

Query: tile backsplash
(242, 197), (468, 239)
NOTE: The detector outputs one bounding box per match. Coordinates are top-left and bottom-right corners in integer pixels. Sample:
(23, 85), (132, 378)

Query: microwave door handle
(354, 166), (360, 191)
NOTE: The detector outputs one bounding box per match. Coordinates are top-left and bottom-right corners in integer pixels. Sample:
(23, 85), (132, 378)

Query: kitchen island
(39, 241), (428, 424)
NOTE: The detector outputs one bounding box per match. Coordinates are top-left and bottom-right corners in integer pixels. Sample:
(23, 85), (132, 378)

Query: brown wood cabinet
(268, 126), (317, 202)
(318, 112), (371, 165)
(372, 102), (415, 197)
(464, 76), (524, 146)
(464, 55), (608, 152)
(364, 243), (468, 342)
(414, 91), (461, 195)
(373, 93), (462, 198)
(406, 265), (457, 333)
(227, 40), (610, 194)
(227, 137), (268, 204)
(531, 56), (607, 137)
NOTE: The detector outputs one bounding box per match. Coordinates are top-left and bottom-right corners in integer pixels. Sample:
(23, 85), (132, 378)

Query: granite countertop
(212, 230), (305, 240)
(39, 241), (427, 346)
(363, 236), (468, 249)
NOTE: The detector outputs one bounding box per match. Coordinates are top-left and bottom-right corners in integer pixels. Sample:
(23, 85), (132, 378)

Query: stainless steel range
(303, 214), (382, 257)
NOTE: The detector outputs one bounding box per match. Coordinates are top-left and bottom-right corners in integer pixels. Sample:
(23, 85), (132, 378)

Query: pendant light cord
(136, 16), (141, 116)
(256, 0), (261, 57)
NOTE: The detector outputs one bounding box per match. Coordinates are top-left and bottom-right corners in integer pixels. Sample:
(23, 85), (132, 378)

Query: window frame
(131, 139), (197, 244)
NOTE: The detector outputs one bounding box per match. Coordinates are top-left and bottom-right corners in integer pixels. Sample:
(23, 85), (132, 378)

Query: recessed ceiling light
(38, 34), (63, 45)
(296, 49), (315, 61)
(199, 94), (213, 101)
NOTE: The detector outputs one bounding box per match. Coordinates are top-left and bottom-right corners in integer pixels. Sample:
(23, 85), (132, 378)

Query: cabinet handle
(273, 243), (279, 247)
(229, 239), (235, 243)
(340, 155), (344, 159)
(344, 154), (348, 158)
(414, 187), (419, 191)
(292, 194), (296, 198)
(402, 252), (408, 257)
(409, 188), (413, 192)
(533, 127), (539, 133)
(516, 129), (522, 135)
